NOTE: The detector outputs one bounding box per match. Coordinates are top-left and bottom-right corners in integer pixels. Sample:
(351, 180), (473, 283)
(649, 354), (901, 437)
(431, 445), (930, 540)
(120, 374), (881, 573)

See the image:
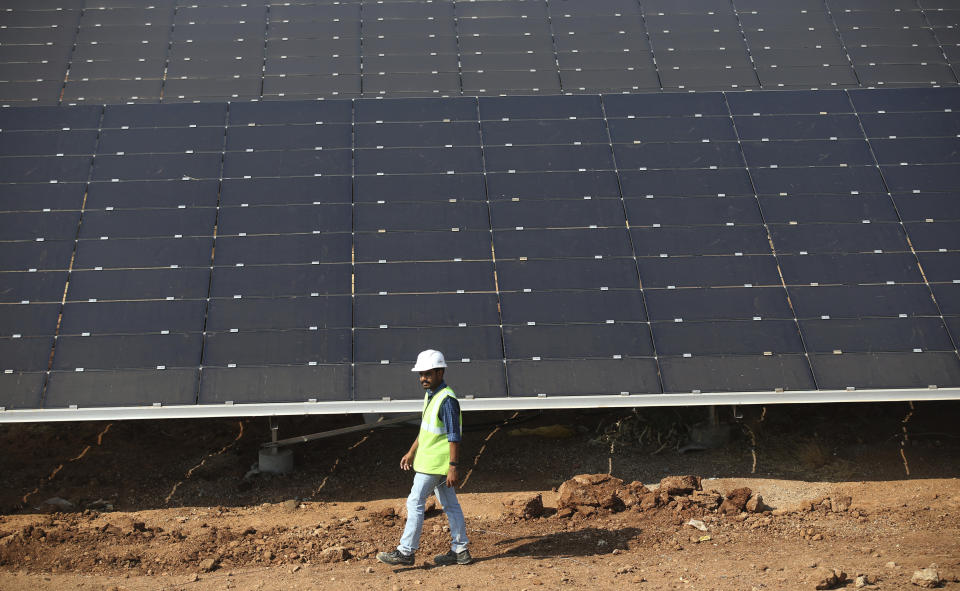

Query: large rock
(502, 493), (544, 519)
(719, 487), (752, 515)
(557, 474), (625, 512)
(618, 481), (651, 509)
(746, 493), (767, 513)
(815, 567), (847, 589)
(658, 475), (702, 496)
(320, 546), (352, 563)
(690, 490), (723, 511)
(911, 565), (941, 588)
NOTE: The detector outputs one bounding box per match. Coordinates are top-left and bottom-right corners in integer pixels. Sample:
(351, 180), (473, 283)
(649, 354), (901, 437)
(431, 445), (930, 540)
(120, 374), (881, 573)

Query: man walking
(376, 349), (472, 566)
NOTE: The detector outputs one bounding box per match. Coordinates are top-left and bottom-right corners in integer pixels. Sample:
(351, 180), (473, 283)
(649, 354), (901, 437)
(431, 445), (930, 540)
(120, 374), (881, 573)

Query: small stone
(282, 499), (298, 511)
(854, 575), (867, 588)
(366, 566), (375, 574)
(658, 475), (702, 496)
(189, 573), (200, 582)
(502, 493), (545, 519)
(812, 533), (824, 541)
(885, 562), (898, 569)
(830, 496), (852, 513)
(198, 558), (217, 572)
(911, 565), (941, 588)
(745, 493), (766, 513)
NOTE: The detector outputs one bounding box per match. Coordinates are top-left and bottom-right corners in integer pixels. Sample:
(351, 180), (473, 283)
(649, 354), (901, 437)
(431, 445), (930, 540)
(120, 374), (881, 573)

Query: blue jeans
(398, 472), (468, 555)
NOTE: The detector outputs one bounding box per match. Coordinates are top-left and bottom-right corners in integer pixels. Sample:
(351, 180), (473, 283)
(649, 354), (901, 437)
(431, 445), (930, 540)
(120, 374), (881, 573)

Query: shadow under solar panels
(810, 352), (960, 390)
(506, 358), (661, 396)
(354, 292), (500, 328)
(660, 354), (816, 393)
(503, 322), (654, 359)
(355, 360), (507, 400)
(499, 289), (648, 324)
(44, 368), (200, 408)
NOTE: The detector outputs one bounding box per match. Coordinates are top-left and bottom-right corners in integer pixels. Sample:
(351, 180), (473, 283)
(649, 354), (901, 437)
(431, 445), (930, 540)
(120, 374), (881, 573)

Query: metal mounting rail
(261, 413), (420, 449)
(1, 387), (958, 423)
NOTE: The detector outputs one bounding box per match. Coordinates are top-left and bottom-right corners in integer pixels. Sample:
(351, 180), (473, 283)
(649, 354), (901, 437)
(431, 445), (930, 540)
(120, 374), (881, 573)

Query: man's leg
(397, 472), (442, 555)
(434, 483), (469, 555)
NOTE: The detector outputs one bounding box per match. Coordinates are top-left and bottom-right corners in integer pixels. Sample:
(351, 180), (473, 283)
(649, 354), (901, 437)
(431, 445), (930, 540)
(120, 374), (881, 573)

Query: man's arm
(446, 441), (460, 488)
(400, 437), (418, 470)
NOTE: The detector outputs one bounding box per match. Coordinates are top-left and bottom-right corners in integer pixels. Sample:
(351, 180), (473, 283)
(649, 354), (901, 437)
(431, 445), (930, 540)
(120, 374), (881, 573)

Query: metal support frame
(261, 413), (420, 449)
(1, 387), (958, 423)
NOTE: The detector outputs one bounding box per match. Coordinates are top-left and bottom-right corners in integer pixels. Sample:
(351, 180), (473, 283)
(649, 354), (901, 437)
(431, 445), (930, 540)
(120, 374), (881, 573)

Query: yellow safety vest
(413, 386), (461, 475)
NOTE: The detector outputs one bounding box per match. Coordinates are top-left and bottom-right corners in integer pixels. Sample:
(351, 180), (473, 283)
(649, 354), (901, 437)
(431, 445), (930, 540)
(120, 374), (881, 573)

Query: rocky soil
(0, 402), (958, 590)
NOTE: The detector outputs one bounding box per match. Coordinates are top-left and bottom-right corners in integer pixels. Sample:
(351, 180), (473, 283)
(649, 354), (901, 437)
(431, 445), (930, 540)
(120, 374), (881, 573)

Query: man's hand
(445, 466), (459, 488)
(400, 452), (414, 471)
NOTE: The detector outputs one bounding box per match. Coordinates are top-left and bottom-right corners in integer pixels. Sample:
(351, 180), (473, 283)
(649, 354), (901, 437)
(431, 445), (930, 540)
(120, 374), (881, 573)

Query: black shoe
(377, 550), (414, 566)
(434, 549), (473, 566)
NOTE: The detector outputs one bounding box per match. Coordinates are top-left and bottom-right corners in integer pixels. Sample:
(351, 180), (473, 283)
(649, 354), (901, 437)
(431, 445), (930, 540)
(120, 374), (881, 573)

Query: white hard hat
(411, 349), (447, 372)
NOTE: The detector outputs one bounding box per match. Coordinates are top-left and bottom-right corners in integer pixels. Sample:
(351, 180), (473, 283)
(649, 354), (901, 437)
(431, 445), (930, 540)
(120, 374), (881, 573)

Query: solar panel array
(2, 88), (959, 412)
(1, 0), (958, 106)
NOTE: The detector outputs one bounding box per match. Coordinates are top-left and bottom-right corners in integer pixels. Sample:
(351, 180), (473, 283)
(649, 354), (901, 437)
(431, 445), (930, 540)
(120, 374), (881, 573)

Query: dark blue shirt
(426, 382), (461, 443)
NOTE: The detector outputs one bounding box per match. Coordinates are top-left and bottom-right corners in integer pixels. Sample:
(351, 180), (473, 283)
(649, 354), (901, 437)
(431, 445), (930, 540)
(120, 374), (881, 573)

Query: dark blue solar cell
(882, 164), (960, 193)
(769, 222), (909, 254)
(228, 99), (352, 125)
(602, 92), (728, 117)
(221, 176), (353, 206)
(660, 354), (815, 393)
(778, 252), (923, 285)
(788, 284), (940, 319)
(479, 94), (602, 120)
(494, 227), (633, 259)
(102, 102), (226, 128)
(355, 96), (478, 123)
(750, 165), (885, 195)
(637, 255), (781, 288)
(725, 89), (852, 115)
(644, 286), (792, 321)
(486, 170), (621, 199)
(800, 317), (955, 353)
(356, 230), (491, 262)
(848, 87), (960, 113)
(625, 195), (762, 225)
(504, 322), (654, 359)
(631, 225), (772, 256)
(506, 358), (661, 396)
(500, 289), (648, 324)
(652, 319), (804, 355)
(354, 172), (487, 202)
(498, 258), (640, 290)
(759, 194), (898, 223)
(355, 260), (495, 294)
(490, 196), (627, 229)
(355, 325), (502, 363)
(619, 168), (754, 197)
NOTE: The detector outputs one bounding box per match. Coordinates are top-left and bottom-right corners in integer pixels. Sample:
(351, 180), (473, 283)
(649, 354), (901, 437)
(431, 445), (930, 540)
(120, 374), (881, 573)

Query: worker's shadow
(390, 526), (644, 570)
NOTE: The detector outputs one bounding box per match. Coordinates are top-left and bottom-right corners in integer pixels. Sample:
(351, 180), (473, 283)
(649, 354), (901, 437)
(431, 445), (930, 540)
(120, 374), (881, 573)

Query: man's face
(419, 368), (444, 391)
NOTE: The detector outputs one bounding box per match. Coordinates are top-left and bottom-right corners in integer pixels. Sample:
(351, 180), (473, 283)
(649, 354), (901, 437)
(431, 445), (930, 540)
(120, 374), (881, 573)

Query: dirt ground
(0, 401), (958, 591)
